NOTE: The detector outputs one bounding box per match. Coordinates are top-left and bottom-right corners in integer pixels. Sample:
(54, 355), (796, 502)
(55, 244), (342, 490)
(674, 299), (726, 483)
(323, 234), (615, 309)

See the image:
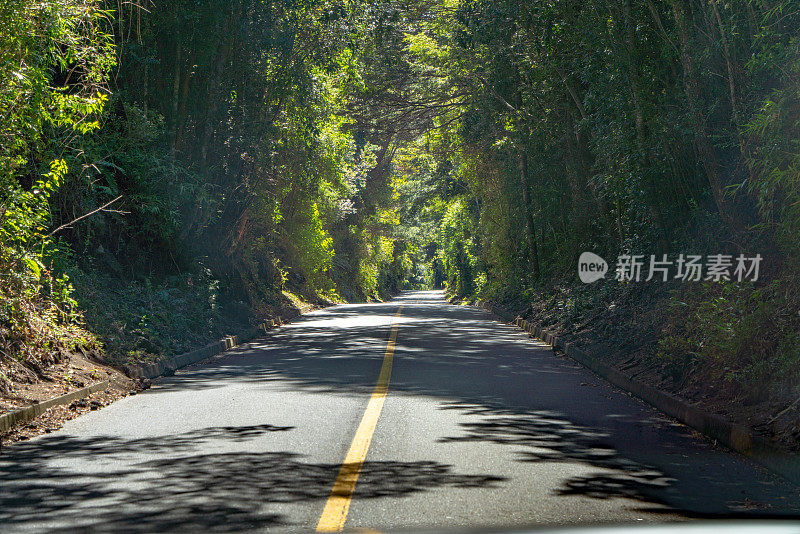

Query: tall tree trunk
(519, 151), (541, 279)
(620, 0), (669, 247)
(170, 26), (182, 159)
(671, 0), (740, 235)
(560, 112), (593, 236)
(621, 0), (647, 150)
(142, 60), (148, 116)
(710, 0), (756, 186)
(644, 0), (682, 82)
(174, 53), (192, 155)
(200, 7), (237, 167)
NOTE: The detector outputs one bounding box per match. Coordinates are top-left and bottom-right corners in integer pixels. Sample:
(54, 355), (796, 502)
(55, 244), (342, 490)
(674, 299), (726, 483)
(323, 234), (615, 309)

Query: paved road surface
(2, 291), (799, 532)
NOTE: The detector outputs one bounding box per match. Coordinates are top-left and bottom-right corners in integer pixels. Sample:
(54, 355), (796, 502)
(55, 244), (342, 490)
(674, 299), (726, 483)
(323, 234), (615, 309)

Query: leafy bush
(440, 198), (477, 297)
(657, 278), (800, 402)
(0, 0), (113, 370)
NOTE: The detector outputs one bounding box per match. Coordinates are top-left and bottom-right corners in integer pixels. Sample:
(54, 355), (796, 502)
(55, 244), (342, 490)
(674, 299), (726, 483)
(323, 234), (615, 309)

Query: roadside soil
(0, 289), (320, 446)
(1, 350), (140, 446)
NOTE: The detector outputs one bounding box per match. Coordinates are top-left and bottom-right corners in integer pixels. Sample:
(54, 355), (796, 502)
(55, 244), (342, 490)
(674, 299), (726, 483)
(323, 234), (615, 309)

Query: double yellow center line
(316, 305), (404, 532)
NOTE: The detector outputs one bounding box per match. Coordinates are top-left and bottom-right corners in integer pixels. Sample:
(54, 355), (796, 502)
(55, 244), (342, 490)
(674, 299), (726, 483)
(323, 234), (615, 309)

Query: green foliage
(657, 278), (800, 401)
(68, 267), (237, 364)
(283, 202), (336, 297)
(365, 0), (800, 407)
(0, 0), (113, 366)
(0, 0), (114, 183)
(745, 56), (800, 255)
(4, 0), (800, 417)
(440, 198), (477, 297)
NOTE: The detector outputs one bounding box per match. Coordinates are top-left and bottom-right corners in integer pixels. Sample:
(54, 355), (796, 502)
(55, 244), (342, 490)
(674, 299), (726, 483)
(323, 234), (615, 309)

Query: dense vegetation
(2, 0), (800, 439)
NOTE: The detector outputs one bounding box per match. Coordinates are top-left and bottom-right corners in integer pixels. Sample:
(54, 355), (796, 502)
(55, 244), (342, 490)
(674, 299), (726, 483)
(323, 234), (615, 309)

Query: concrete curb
(122, 304), (316, 380)
(475, 300), (800, 488)
(0, 380), (110, 434)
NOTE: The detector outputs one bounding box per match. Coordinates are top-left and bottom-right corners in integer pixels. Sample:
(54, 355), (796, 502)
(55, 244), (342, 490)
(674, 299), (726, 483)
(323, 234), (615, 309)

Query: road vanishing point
(2, 290), (800, 532)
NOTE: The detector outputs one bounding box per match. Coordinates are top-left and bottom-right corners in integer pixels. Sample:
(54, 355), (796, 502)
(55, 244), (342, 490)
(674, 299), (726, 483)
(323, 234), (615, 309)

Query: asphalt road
(2, 290), (800, 532)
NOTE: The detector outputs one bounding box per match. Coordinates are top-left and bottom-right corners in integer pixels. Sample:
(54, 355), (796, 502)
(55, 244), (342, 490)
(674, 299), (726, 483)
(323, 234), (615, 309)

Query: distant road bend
(2, 290), (799, 532)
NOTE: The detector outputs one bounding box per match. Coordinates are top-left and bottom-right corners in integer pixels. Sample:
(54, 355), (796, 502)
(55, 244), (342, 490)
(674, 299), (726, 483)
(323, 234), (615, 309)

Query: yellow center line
(316, 305), (405, 532)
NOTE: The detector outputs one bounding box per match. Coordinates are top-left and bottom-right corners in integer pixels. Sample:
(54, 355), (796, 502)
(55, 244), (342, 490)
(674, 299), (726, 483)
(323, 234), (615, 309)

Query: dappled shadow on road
(434, 403), (797, 517)
(148, 291), (564, 398)
(0, 423), (504, 532)
(118, 292), (800, 516)
(4, 423), (294, 459)
(4, 290), (800, 528)
(145, 289), (799, 518)
(438, 404), (677, 513)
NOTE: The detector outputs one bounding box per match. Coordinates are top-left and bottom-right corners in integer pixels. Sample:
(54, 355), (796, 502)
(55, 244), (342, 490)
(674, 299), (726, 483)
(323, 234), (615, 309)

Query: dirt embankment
(0, 287), (323, 446)
(1, 349), (141, 445)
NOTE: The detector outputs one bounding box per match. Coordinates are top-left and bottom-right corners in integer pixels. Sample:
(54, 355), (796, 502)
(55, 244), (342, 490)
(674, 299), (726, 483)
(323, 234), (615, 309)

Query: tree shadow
(0, 424), (504, 532)
(147, 295), (562, 396)
(101, 292), (800, 518)
(4, 290), (800, 530)
(437, 403), (798, 517)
